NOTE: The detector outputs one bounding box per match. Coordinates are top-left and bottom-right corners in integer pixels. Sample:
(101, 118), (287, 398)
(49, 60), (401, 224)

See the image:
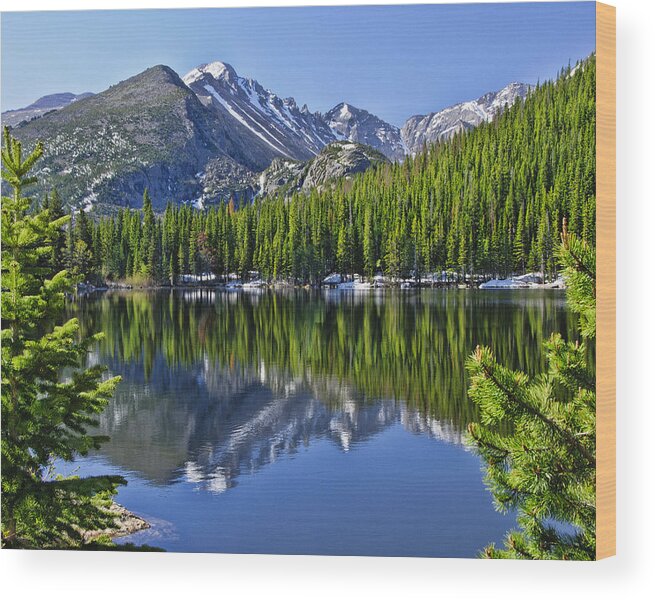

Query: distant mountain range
(401, 82), (532, 153)
(1, 92), (94, 127)
(2, 60), (530, 212)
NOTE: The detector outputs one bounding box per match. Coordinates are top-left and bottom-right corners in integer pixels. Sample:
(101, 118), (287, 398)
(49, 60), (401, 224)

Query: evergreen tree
(466, 224), (596, 560)
(140, 189), (155, 277)
(42, 189), (66, 274)
(1, 128), (125, 548)
(362, 204), (375, 278)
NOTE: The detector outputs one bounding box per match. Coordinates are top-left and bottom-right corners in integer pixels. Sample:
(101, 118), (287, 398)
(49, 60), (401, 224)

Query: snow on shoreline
(479, 273), (566, 290)
(94, 271), (566, 293)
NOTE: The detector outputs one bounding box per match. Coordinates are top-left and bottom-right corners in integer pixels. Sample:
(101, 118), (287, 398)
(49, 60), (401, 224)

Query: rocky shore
(82, 503), (150, 543)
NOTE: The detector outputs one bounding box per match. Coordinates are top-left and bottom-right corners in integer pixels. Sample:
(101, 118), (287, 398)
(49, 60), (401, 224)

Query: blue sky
(1, 2), (595, 126)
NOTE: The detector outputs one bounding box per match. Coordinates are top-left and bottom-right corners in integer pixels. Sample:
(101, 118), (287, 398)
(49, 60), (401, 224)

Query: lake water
(65, 288), (575, 557)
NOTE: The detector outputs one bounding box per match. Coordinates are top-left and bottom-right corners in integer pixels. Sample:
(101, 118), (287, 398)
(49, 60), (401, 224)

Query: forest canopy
(59, 57), (595, 286)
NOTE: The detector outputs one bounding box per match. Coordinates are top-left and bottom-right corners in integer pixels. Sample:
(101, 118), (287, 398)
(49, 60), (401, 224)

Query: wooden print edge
(596, 1), (616, 560)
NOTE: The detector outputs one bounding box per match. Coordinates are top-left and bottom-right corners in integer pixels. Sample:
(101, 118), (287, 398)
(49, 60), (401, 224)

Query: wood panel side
(596, 1), (616, 561)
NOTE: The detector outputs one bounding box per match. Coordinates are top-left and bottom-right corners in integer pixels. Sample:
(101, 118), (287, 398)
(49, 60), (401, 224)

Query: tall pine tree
(1, 128), (125, 548)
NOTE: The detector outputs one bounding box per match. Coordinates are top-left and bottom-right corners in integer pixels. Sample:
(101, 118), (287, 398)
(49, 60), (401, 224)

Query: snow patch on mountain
(323, 102), (406, 161)
(401, 82), (531, 156)
(183, 61), (337, 162)
(183, 61), (237, 86)
(203, 84), (293, 158)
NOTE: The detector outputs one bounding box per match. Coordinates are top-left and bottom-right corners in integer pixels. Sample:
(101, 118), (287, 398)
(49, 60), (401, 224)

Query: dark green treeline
(63, 58), (595, 285)
(71, 289), (583, 430)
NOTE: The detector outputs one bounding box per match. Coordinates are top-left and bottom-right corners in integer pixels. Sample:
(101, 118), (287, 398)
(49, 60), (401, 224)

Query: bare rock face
(256, 157), (306, 198)
(301, 141), (388, 191)
(256, 141), (389, 197)
(198, 156), (257, 207)
(323, 102), (406, 161)
(401, 82), (531, 155)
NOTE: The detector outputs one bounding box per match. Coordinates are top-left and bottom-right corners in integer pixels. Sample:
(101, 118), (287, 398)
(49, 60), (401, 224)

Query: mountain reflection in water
(96, 356), (465, 491)
(68, 288), (577, 555)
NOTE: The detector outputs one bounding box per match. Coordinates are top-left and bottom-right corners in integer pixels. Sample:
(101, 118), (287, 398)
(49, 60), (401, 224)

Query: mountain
(401, 82), (531, 155)
(183, 61), (336, 161)
(1, 92), (94, 127)
(6, 59), (531, 212)
(323, 102), (406, 161)
(7, 61), (400, 211)
(256, 141), (389, 197)
(183, 62), (406, 164)
(8, 65), (272, 211)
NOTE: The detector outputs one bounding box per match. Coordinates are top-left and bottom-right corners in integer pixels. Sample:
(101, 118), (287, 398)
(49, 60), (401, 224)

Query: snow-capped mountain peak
(183, 60), (337, 160)
(338, 103), (353, 119)
(182, 61), (528, 164)
(183, 61), (238, 86)
(180, 60), (408, 162)
(323, 102), (406, 161)
(401, 82), (531, 155)
(480, 82), (531, 116)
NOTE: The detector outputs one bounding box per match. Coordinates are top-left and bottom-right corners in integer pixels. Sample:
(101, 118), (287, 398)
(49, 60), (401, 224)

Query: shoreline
(82, 502), (150, 544)
(79, 274), (565, 294)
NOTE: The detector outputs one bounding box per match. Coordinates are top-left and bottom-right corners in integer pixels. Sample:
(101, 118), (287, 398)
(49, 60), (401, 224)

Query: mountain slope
(323, 103), (406, 161)
(1, 92), (94, 127)
(401, 82), (531, 155)
(183, 61), (336, 162)
(9, 66), (269, 211)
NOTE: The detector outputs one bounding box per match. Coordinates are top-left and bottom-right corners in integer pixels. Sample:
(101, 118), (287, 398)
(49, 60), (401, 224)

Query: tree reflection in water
(70, 289), (580, 491)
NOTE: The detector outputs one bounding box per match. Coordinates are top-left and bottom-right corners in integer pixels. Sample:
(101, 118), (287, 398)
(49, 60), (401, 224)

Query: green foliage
(1, 127), (125, 548)
(78, 57), (595, 286)
(75, 287), (579, 433)
(557, 223), (596, 338)
(466, 228), (596, 560)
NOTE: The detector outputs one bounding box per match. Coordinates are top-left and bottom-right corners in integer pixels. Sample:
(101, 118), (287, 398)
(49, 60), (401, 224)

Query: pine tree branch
(478, 358), (595, 466)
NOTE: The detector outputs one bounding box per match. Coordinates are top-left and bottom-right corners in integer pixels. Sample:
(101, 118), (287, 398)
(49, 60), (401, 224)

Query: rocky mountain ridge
(256, 141), (389, 197)
(5, 60), (530, 212)
(1, 92), (94, 127)
(323, 102), (406, 161)
(401, 82), (531, 155)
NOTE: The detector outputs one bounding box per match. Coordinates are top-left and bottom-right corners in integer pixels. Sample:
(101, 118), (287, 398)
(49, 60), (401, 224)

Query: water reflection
(67, 289), (582, 555)
(95, 356), (465, 492)
(73, 289), (575, 491)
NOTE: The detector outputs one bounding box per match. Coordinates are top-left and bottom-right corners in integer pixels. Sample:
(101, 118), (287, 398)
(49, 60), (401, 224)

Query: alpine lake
(61, 288), (578, 557)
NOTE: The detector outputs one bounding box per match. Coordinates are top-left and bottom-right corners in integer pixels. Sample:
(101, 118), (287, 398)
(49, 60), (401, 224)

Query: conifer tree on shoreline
(466, 223), (596, 560)
(1, 128), (125, 548)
